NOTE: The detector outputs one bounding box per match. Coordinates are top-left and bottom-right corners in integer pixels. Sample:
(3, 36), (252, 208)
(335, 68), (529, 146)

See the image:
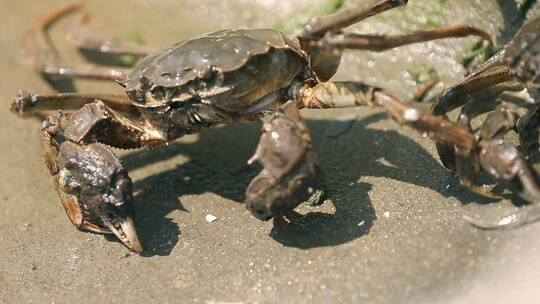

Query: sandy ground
(1, 0), (540, 303)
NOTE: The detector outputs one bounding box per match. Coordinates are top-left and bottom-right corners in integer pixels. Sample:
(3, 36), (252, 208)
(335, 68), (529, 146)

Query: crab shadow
(120, 110), (505, 254)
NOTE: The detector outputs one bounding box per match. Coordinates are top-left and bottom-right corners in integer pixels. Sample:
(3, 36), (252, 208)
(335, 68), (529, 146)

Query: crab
(431, 16), (540, 229)
(10, 0), (492, 253)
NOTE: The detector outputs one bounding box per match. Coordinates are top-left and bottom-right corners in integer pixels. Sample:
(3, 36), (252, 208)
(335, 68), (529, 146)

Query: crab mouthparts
(102, 216), (143, 253)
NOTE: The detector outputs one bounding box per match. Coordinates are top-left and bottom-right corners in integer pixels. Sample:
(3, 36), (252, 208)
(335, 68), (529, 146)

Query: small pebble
(383, 211), (390, 218)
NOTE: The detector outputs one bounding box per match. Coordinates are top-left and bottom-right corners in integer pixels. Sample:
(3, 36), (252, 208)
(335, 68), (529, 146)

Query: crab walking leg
(30, 3), (82, 59)
(10, 90), (136, 116)
(27, 20), (129, 82)
(301, 0), (408, 38)
(65, 12), (152, 57)
(437, 93), (540, 227)
(298, 0), (409, 80)
(37, 101), (169, 253)
(438, 86), (522, 198)
(432, 65), (520, 116)
(305, 25), (492, 81)
(465, 110), (540, 229)
(478, 109), (540, 203)
(427, 62), (524, 195)
(430, 76), (522, 168)
(318, 24), (494, 51)
(299, 82), (477, 151)
(450, 97), (515, 199)
(429, 57), (521, 170)
(36, 63), (128, 81)
(26, 3), (130, 82)
(41, 4), (152, 57)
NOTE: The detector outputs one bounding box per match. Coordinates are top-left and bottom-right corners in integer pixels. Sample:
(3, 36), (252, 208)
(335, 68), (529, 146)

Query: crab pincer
(245, 101), (322, 225)
(40, 108), (143, 253)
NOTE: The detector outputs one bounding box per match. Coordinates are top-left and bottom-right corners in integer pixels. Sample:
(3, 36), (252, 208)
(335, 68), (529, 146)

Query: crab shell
(124, 29), (310, 113)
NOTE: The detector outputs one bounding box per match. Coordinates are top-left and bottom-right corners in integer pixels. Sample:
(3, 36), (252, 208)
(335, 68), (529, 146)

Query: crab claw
(245, 100), (322, 221)
(58, 141), (142, 252)
(41, 119), (143, 253)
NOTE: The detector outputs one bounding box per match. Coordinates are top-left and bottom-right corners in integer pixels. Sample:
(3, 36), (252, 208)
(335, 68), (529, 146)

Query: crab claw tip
(104, 216), (143, 253)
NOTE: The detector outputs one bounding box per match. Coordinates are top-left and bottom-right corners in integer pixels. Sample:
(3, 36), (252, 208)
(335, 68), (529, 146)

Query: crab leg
(301, 0), (408, 38)
(431, 73), (540, 228)
(477, 107), (539, 204)
(67, 26), (152, 57)
(66, 10), (151, 57)
(427, 56), (523, 188)
(299, 81), (477, 151)
(10, 89), (136, 116)
(317, 24), (493, 51)
(25, 4), (131, 82)
(36, 63), (128, 81)
(297, 82), (537, 201)
(432, 64), (519, 116)
(299, 0), (492, 81)
(299, 0), (407, 80)
(437, 85), (523, 198)
(449, 96), (508, 199)
(464, 107), (540, 229)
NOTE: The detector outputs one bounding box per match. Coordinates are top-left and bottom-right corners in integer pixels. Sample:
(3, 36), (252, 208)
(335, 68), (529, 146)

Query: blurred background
(1, 0), (539, 303)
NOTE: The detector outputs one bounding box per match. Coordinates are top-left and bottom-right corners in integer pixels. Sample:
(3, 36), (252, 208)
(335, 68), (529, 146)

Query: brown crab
(10, 0), (492, 253)
(431, 16), (540, 229)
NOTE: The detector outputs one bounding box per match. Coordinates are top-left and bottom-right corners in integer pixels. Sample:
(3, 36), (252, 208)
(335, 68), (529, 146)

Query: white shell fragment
(205, 214), (218, 222)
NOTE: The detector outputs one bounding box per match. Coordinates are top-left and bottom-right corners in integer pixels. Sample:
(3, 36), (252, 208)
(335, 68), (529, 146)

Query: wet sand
(1, 0), (540, 303)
